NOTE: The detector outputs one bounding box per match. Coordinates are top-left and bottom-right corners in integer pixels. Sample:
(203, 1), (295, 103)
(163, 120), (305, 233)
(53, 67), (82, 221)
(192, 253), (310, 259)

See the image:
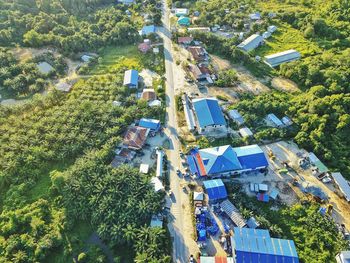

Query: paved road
(158, 1), (198, 262)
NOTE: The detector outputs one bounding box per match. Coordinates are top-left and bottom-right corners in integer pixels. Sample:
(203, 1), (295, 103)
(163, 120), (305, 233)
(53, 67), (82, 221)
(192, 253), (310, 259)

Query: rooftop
(203, 179), (227, 200)
(192, 98), (226, 128)
(264, 50), (301, 68)
(238, 34), (263, 52)
(123, 126), (148, 150)
(123, 69), (139, 86)
(233, 227), (299, 262)
(332, 172), (350, 202)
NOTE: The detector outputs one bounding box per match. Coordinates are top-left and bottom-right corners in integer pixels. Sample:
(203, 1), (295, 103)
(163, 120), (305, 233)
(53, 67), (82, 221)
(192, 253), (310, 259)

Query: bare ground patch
(271, 77), (300, 93)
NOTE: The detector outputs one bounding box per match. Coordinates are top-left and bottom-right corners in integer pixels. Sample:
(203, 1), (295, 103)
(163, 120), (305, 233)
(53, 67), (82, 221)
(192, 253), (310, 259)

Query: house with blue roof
(187, 144), (268, 177)
(123, 69), (139, 88)
(192, 98), (227, 135)
(139, 25), (156, 36)
(232, 227), (299, 263)
(138, 118), (161, 132)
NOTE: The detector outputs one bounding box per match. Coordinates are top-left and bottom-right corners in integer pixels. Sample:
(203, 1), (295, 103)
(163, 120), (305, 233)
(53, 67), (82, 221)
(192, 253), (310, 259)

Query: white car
(322, 176), (332, 183)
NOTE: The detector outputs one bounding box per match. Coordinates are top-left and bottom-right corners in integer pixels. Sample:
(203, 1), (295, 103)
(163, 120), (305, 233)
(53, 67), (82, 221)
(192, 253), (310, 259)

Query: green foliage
(0, 48), (47, 97)
(0, 1), (140, 53)
(197, 136), (210, 148)
(216, 69), (238, 87)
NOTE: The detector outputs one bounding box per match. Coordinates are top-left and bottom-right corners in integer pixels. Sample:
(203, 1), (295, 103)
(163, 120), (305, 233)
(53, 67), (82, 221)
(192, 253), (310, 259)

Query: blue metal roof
(123, 69), (138, 86)
(203, 179), (227, 200)
(234, 145), (268, 170)
(141, 25), (156, 35)
(139, 118), (160, 131)
(193, 98), (226, 128)
(233, 227), (299, 263)
(199, 145), (242, 175)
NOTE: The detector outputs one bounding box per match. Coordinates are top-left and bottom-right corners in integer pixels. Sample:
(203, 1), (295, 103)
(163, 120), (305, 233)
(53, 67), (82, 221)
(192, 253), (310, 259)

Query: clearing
(271, 77), (300, 93)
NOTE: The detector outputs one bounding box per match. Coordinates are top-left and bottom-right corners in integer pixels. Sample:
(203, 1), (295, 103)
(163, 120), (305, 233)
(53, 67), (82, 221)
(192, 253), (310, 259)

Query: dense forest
(0, 0), (163, 54)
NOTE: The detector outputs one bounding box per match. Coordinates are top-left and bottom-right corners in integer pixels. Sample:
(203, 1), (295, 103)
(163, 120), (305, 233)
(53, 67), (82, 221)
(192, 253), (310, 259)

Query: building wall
(198, 124), (227, 135)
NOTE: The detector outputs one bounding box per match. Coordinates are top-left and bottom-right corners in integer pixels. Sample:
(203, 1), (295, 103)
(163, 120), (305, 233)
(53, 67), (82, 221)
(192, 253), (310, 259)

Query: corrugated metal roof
(199, 145), (242, 175)
(139, 118), (160, 131)
(193, 98), (226, 128)
(309, 152), (328, 173)
(203, 179), (227, 200)
(267, 113), (283, 127)
(239, 127), (253, 137)
(140, 25), (155, 35)
(233, 227), (299, 262)
(332, 172), (350, 202)
(228, 109), (244, 124)
(220, 200), (246, 227)
(264, 49), (301, 67)
(238, 34), (263, 52)
(123, 69), (138, 86)
(234, 144), (264, 156)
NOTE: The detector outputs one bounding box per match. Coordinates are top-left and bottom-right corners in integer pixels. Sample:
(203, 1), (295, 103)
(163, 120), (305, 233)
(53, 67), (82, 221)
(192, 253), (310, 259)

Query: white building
(238, 34), (264, 52)
(264, 50), (301, 68)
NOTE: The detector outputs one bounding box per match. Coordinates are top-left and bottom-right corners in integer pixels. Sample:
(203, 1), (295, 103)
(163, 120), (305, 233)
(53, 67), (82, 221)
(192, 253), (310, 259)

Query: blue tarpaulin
(203, 179), (227, 201)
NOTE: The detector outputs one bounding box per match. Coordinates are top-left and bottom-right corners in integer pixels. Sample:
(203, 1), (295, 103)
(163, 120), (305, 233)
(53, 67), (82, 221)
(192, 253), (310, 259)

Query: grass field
(254, 22), (322, 57)
(90, 45), (165, 75)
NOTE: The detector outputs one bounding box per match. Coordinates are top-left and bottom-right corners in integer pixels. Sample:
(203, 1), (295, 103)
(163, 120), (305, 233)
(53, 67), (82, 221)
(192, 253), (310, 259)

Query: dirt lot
(211, 55), (271, 95)
(263, 141), (350, 229)
(271, 77), (300, 93)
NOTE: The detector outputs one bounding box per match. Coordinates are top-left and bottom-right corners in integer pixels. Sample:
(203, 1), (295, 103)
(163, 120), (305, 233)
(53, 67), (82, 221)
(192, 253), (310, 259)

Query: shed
(203, 179), (227, 201)
(282, 116), (293, 126)
(139, 163), (149, 174)
(175, 8), (189, 17)
(193, 191), (204, 201)
(264, 50), (301, 68)
(332, 172), (350, 202)
(239, 127), (253, 138)
(269, 188), (279, 200)
(249, 12), (261, 20)
(123, 69), (139, 88)
(266, 113), (283, 127)
(139, 25), (156, 36)
(139, 118), (161, 132)
(81, 54), (93, 62)
(262, 31), (272, 39)
(141, 88), (156, 101)
(178, 36), (193, 45)
(247, 217), (260, 229)
(309, 152), (328, 173)
(220, 199), (247, 227)
(228, 109), (244, 125)
(178, 16), (191, 26)
(268, 25), (277, 33)
(237, 34), (264, 52)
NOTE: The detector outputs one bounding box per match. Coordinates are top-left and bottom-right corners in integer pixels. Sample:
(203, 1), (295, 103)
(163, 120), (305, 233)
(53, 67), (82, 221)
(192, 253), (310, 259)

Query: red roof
(178, 36), (193, 44)
(198, 64), (211, 75)
(123, 126), (148, 150)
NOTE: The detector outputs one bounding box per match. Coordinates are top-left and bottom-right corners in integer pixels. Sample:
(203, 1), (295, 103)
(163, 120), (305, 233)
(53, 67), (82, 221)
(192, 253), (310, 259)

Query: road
(158, 1), (199, 262)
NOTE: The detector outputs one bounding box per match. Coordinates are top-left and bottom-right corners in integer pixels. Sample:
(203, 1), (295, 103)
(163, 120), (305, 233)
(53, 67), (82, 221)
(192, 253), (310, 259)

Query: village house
(188, 46), (209, 62)
(178, 36), (193, 45)
(123, 126), (149, 150)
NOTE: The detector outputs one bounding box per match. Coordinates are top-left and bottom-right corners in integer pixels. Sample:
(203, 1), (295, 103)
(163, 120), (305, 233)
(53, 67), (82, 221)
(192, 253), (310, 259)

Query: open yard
(90, 44), (165, 76)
